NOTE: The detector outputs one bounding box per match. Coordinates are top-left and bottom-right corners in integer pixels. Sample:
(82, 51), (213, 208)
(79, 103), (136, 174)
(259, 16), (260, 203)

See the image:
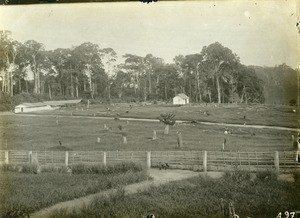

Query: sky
(0, 0), (299, 68)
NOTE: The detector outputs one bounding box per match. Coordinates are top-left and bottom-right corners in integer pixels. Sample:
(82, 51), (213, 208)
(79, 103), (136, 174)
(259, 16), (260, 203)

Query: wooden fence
(0, 150), (299, 172)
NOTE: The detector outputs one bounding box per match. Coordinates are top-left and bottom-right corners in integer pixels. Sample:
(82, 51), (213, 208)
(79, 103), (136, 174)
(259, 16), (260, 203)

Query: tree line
(0, 30), (268, 104)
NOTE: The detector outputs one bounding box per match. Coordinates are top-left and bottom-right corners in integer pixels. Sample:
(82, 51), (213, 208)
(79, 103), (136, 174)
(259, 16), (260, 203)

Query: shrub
(39, 165), (68, 173)
(256, 170), (278, 182)
(0, 164), (21, 172)
(223, 169), (251, 183)
(292, 170), (300, 183)
(48, 145), (72, 151)
(21, 163), (39, 173)
(69, 162), (144, 175)
(289, 99), (297, 106)
(0, 163), (39, 173)
(0, 91), (12, 111)
(158, 112), (176, 126)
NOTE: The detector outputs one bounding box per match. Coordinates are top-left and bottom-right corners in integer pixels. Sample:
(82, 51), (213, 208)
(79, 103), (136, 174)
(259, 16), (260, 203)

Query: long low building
(14, 99), (82, 113)
(14, 103), (55, 113)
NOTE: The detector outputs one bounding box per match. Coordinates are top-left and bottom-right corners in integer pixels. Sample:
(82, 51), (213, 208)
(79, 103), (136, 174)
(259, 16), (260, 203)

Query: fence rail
(0, 150), (299, 172)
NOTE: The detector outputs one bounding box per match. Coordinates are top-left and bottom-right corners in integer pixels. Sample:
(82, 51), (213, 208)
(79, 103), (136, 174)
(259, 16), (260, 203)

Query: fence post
(103, 152), (107, 166)
(203, 151), (207, 173)
(28, 151), (32, 164)
(65, 151), (69, 166)
(274, 151), (279, 172)
(4, 151), (9, 164)
(147, 152), (151, 169)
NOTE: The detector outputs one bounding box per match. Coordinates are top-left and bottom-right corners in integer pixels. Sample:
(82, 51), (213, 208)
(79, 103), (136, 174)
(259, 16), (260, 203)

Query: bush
(20, 163), (39, 173)
(256, 170), (278, 182)
(48, 145), (72, 151)
(223, 169), (251, 183)
(0, 164), (21, 172)
(0, 163), (39, 173)
(292, 170), (300, 183)
(69, 162), (144, 175)
(290, 99), (297, 106)
(39, 165), (68, 173)
(0, 91), (12, 111)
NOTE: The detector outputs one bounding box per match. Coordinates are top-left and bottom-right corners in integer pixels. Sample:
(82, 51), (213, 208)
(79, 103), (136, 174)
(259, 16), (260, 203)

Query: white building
(14, 103), (54, 113)
(173, 93), (190, 105)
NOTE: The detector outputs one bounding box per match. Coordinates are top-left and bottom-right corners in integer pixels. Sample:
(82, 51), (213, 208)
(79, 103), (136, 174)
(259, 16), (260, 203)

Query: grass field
(51, 170), (300, 218)
(35, 103), (299, 128)
(0, 113), (296, 152)
(0, 163), (149, 216)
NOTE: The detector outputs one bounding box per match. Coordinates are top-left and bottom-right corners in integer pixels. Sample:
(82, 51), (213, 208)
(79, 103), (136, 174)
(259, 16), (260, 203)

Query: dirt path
(9, 113), (300, 132)
(30, 169), (220, 218)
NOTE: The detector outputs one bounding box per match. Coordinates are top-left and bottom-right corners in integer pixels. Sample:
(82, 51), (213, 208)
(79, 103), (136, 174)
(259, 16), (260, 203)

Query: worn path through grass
(10, 113), (300, 131)
(30, 169), (207, 218)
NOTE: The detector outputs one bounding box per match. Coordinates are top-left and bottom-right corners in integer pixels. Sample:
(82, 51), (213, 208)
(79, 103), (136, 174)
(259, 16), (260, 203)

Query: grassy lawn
(0, 163), (149, 216)
(35, 103), (299, 128)
(0, 114), (296, 151)
(51, 170), (300, 218)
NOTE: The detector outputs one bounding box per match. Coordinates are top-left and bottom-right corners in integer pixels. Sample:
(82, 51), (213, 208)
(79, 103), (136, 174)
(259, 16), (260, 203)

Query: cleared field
(0, 114), (296, 152)
(35, 103), (299, 128)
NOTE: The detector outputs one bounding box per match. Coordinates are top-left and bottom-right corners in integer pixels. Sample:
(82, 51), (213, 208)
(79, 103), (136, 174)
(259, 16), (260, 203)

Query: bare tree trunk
(33, 56), (38, 94)
(144, 85), (147, 101)
(189, 78), (192, 101)
(18, 77), (22, 93)
(83, 82), (86, 92)
(240, 87), (245, 103)
(25, 80), (28, 93)
(208, 90), (212, 103)
(38, 71), (41, 94)
(216, 76), (221, 103)
(108, 83), (111, 100)
(75, 76), (79, 98)
(197, 73), (201, 102)
(1, 74), (4, 92)
(9, 71), (13, 97)
(70, 73), (74, 97)
(59, 83), (62, 95)
(93, 82), (96, 98)
(164, 82), (167, 100)
(91, 81), (94, 99)
(48, 84), (52, 100)
(194, 76), (198, 102)
(148, 71), (152, 95)
(155, 75), (159, 95)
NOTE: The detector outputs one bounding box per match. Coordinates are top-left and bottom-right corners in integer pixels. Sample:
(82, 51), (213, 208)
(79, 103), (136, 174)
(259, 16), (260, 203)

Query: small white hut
(14, 103), (53, 113)
(173, 93), (189, 105)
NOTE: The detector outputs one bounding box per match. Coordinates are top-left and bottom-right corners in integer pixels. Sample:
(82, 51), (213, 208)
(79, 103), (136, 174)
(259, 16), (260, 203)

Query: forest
(0, 30), (298, 109)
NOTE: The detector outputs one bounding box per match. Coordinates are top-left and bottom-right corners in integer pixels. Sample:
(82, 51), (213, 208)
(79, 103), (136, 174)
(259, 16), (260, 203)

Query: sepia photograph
(0, 0), (299, 217)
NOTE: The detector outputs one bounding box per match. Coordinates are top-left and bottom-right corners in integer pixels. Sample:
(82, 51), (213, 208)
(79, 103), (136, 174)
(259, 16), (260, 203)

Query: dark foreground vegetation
(51, 170), (300, 218)
(0, 162), (149, 217)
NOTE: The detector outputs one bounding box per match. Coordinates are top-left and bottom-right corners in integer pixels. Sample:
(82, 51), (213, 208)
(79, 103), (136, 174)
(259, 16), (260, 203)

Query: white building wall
(173, 96), (186, 105)
(14, 105), (54, 113)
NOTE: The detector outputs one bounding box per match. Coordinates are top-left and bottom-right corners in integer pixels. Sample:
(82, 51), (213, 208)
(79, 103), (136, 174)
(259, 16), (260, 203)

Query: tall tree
(23, 40), (45, 94)
(201, 42), (239, 103)
(99, 48), (117, 100)
(0, 30), (22, 96)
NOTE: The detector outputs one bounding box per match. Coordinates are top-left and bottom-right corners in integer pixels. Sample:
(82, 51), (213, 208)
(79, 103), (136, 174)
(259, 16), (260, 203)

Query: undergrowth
(0, 162), (149, 217)
(51, 169), (300, 218)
